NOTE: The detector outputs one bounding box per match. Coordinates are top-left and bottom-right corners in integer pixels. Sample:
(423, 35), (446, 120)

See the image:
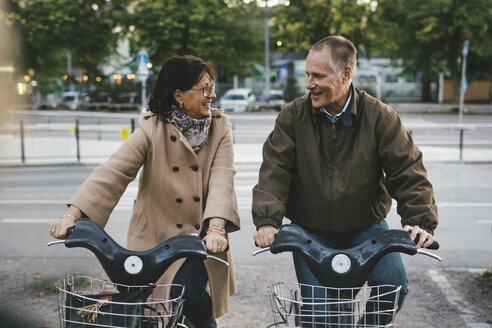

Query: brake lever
(412, 238), (442, 261)
(201, 241), (230, 266)
(417, 248), (442, 262)
(46, 225), (76, 246)
(252, 247), (270, 256)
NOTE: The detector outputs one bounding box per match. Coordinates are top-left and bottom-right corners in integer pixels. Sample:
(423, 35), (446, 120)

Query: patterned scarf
(162, 105), (211, 149)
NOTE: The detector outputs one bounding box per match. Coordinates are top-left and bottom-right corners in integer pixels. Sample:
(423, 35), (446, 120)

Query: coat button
(176, 223), (183, 228)
(194, 224), (201, 230)
(172, 166), (179, 172)
(193, 196), (200, 202)
(176, 198), (183, 203)
(191, 165), (198, 171)
(170, 135), (177, 141)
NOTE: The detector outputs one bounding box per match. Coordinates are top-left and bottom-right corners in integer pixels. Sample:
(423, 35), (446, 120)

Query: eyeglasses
(190, 83), (215, 97)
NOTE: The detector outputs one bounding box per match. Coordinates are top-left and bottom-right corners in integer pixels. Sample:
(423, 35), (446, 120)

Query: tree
(271, 0), (396, 58)
(6, 0), (122, 87)
(376, 0), (492, 102)
(123, 0), (264, 82)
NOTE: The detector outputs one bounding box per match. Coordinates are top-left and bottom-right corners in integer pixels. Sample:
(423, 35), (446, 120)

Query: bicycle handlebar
(253, 224), (442, 289)
(47, 219), (228, 289)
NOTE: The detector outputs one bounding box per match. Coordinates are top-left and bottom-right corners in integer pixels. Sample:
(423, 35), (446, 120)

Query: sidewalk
(1, 137), (492, 167)
(2, 107), (492, 166)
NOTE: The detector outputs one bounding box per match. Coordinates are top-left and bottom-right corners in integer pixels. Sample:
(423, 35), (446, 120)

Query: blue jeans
(171, 259), (217, 328)
(292, 220), (408, 327)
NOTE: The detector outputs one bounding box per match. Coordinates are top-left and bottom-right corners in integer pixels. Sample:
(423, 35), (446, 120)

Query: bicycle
(253, 224), (442, 328)
(47, 218), (228, 328)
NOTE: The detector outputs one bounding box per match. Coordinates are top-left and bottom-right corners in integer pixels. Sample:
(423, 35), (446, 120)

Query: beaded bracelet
(61, 213), (77, 224)
(207, 224), (225, 238)
(209, 224), (224, 230)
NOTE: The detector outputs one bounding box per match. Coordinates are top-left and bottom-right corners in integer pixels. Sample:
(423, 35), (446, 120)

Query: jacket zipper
(331, 123), (336, 230)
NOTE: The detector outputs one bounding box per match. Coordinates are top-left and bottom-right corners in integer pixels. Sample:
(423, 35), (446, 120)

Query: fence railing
(1, 110), (492, 165)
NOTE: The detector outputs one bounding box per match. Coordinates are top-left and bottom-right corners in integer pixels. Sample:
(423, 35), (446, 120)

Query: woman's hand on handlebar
(203, 232), (228, 254)
(203, 217), (228, 254)
(403, 225), (435, 249)
(49, 215), (76, 239)
(254, 225), (278, 248)
(49, 206), (82, 240)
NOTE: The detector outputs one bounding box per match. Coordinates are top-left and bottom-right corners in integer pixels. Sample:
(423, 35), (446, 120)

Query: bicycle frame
(253, 224), (441, 289)
(47, 218), (228, 288)
(254, 224), (442, 327)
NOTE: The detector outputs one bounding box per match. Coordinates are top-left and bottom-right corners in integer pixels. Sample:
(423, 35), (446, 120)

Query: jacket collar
(309, 84), (358, 126)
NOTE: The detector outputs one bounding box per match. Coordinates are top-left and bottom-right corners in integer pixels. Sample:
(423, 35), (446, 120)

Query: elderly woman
(49, 55), (240, 328)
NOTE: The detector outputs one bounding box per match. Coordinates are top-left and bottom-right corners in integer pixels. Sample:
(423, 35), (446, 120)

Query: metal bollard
(459, 129), (464, 161)
(97, 119), (101, 141)
(75, 119), (80, 162)
(20, 120), (25, 163)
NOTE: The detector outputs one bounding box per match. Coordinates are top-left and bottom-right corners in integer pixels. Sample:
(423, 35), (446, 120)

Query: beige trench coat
(68, 109), (240, 318)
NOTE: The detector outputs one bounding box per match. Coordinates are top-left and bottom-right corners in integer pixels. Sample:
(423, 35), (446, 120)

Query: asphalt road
(0, 161), (492, 327)
(1, 112), (492, 327)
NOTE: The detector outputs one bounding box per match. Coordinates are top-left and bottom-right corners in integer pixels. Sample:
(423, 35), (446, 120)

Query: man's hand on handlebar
(403, 225), (435, 249)
(254, 225), (278, 248)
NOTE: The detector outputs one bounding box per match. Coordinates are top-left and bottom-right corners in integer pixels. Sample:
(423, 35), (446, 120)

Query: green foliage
(272, 0), (492, 101)
(6, 0), (123, 78)
(477, 268), (492, 294)
(376, 0), (492, 100)
(123, 0), (264, 80)
(4, 0), (492, 97)
(272, 0), (395, 58)
(31, 275), (58, 294)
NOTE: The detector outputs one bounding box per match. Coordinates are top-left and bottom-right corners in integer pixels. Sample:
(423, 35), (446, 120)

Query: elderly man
(252, 35), (438, 325)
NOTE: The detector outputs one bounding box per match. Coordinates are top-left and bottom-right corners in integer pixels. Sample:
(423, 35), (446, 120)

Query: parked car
(57, 91), (82, 110)
(256, 90), (286, 111)
(78, 91), (112, 111)
(219, 88), (256, 112)
(111, 92), (141, 111)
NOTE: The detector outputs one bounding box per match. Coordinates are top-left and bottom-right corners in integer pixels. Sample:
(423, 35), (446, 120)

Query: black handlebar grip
(202, 240), (229, 253)
(66, 226), (75, 237)
(427, 240), (440, 250)
(413, 238), (440, 250)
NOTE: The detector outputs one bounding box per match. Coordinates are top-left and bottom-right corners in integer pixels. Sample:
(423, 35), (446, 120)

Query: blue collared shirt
(319, 89), (353, 124)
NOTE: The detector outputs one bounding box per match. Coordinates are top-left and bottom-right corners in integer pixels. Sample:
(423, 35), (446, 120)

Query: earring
(179, 102), (183, 109)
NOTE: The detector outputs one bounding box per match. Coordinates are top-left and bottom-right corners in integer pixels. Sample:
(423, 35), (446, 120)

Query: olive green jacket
(252, 86), (438, 234)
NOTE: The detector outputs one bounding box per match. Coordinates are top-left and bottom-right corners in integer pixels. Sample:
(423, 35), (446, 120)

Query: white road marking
(428, 268), (492, 328)
(438, 202), (492, 208)
(2, 218), (53, 223)
(2, 201), (491, 223)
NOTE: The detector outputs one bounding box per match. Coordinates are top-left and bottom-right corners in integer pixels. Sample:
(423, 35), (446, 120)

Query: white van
(219, 88), (256, 112)
(58, 91), (82, 110)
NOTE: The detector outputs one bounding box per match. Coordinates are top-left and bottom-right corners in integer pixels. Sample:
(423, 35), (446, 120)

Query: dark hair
(148, 55), (215, 116)
(311, 35), (357, 75)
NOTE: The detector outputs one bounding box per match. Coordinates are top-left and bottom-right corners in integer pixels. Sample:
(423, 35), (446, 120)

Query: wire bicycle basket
(267, 282), (401, 328)
(56, 275), (184, 328)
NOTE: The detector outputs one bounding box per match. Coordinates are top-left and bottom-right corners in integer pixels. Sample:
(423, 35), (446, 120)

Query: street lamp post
(265, 0), (270, 104)
(137, 50), (149, 113)
(458, 40), (469, 123)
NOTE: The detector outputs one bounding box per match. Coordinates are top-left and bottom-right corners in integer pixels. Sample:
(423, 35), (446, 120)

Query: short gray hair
(310, 35), (357, 75)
